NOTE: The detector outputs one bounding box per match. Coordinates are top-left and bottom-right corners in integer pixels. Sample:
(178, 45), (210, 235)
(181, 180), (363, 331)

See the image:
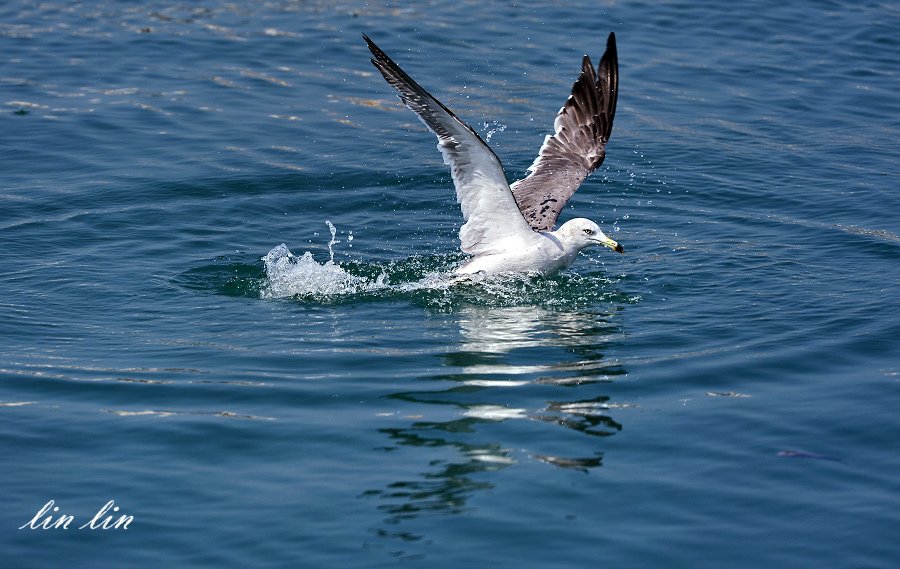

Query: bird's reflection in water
(366, 304), (628, 535)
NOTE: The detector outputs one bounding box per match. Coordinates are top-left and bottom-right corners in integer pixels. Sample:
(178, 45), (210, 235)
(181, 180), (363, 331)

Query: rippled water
(2, 1), (899, 567)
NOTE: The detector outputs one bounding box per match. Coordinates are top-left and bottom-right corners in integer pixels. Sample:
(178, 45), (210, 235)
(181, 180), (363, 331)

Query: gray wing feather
(364, 34), (535, 255)
(511, 32), (618, 231)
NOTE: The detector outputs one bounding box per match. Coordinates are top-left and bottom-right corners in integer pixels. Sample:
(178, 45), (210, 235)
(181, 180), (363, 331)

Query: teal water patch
(173, 242), (632, 311)
(172, 220), (635, 310)
(172, 254), (266, 298)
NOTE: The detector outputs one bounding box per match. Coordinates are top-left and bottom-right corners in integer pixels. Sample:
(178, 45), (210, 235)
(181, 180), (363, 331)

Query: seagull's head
(558, 218), (623, 254)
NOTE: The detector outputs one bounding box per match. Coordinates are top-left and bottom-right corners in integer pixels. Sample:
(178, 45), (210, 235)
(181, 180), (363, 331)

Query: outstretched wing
(364, 35), (536, 256)
(511, 32), (618, 231)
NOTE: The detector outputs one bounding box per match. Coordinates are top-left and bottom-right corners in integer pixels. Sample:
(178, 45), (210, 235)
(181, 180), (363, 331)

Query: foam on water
(262, 221), (395, 299)
(260, 244), (465, 301)
(261, 220), (449, 299)
(261, 242), (386, 299)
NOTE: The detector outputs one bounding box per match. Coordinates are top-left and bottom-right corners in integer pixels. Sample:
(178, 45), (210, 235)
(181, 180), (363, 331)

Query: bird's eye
(583, 228), (595, 236)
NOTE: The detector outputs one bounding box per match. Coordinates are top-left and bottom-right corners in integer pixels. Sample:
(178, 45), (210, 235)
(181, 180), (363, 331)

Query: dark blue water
(2, 1), (899, 567)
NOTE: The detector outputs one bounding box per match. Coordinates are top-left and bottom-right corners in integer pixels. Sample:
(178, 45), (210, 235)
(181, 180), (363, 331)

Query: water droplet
(325, 220), (340, 263)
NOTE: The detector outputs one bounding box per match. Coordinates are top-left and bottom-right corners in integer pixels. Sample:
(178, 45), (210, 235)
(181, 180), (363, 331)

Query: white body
(455, 218), (620, 275)
(456, 231), (574, 274)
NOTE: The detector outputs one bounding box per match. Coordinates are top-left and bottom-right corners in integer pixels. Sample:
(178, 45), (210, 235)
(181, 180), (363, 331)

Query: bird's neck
(546, 229), (584, 264)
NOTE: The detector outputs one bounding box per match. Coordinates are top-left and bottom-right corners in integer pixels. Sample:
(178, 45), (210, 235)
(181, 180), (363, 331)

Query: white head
(556, 218), (623, 254)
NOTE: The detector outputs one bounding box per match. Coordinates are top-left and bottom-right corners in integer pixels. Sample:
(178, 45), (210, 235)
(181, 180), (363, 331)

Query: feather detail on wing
(364, 35), (535, 256)
(511, 32), (618, 231)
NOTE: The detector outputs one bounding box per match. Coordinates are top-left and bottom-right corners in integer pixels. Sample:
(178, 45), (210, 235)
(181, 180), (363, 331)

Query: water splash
(261, 243), (385, 299)
(325, 219), (339, 262)
(482, 120), (507, 143)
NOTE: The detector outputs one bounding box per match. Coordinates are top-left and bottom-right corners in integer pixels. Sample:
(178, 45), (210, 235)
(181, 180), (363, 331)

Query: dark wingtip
(363, 34), (388, 72)
(597, 31), (619, 142)
(362, 33), (379, 55)
(604, 33), (618, 66)
(615, 243), (624, 254)
(603, 32), (618, 67)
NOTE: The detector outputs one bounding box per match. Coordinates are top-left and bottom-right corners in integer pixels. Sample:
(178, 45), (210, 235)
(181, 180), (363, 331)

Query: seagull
(364, 33), (622, 275)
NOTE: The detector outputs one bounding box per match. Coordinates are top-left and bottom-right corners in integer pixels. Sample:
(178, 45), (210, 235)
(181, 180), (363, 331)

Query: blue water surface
(2, 1), (899, 567)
